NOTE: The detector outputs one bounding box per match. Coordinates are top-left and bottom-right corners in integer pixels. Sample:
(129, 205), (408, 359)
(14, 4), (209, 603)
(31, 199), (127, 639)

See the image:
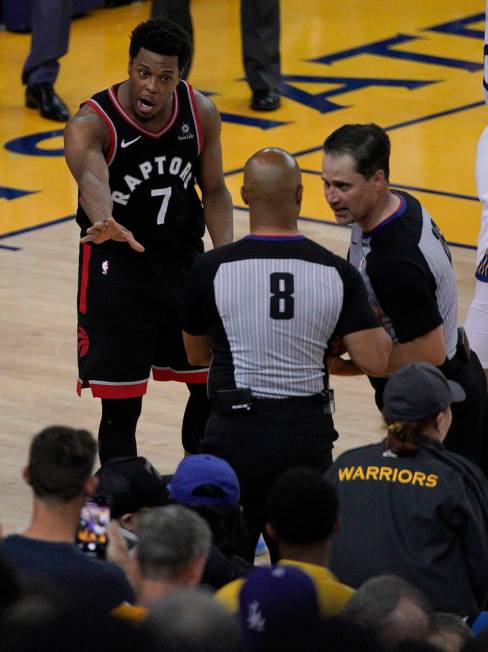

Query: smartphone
(76, 494), (111, 560)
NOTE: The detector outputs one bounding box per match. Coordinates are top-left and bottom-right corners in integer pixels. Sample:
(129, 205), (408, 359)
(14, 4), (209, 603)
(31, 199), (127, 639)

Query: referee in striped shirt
(181, 148), (391, 561)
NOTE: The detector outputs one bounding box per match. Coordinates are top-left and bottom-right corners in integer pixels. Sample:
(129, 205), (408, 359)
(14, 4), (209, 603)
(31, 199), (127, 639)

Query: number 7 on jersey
(152, 187), (172, 224)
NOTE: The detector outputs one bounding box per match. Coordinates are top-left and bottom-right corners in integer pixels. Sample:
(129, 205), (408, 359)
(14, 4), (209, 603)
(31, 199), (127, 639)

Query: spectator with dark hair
(146, 588), (239, 652)
(215, 467), (354, 615)
(168, 454), (251, 588)
(0, 426), (134, 614)
(344, 575), (431, 650)
(428, 612), (472, 652)
(113, 505), (212, 622)
(326, 363), (488, 616)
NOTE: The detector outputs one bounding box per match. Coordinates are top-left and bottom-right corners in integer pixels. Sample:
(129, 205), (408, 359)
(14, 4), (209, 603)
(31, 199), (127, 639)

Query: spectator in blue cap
(238, 565), (377, 652)
(169, 454), (252, 589)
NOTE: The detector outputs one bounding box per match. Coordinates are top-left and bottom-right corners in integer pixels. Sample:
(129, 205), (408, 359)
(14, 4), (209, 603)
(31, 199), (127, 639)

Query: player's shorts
(77, 242), (208, 399)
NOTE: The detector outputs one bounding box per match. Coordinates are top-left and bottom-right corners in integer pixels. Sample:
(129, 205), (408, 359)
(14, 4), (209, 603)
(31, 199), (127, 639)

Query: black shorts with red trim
(77, 242), (208, 399)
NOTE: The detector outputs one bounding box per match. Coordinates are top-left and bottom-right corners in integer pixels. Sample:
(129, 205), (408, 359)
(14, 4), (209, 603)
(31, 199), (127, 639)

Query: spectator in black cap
(95, 456), (169, 547)
(326, 362), (488, 617)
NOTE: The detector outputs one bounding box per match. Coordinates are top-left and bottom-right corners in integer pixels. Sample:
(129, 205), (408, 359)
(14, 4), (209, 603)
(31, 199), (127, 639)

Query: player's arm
(194, 92), (233, 247)
(182, 332), (212, 365)
(64, 106), (144, 252)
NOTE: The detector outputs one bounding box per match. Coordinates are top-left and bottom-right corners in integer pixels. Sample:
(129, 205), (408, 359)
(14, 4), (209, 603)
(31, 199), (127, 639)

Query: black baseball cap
(383, 362), (465, 422)
(95, 456), (169, 518)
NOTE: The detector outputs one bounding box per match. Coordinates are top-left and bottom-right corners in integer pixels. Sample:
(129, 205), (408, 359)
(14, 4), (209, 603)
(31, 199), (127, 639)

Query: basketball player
(464, 3), (488, 385)
(64, 17), (233, 462)
(322, 123), (488, 473)
(181, 148), (392, 561)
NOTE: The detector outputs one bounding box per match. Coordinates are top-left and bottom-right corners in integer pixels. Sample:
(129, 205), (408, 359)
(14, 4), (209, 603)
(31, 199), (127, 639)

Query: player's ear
(241, 185), (249, 205)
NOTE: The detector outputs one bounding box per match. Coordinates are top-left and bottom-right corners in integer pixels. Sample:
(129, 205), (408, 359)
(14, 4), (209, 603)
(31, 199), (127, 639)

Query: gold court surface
(0, 0), (486, 533)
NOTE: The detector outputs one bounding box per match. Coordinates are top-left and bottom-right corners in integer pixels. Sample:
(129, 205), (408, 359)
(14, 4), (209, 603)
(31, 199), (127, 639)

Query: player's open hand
(80, 217), (145, 252)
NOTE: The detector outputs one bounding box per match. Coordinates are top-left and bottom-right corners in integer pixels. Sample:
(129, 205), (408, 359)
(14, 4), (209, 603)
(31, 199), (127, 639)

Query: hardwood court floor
(0, 0), (485, 532)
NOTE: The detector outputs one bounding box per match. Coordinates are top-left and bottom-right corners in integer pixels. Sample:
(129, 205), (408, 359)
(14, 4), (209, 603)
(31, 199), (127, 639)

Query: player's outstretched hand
(80, 217), (145, 252)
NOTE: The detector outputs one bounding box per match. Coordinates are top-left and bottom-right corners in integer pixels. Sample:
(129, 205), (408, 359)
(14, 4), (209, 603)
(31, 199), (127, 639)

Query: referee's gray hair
(136, 505), (211, 581)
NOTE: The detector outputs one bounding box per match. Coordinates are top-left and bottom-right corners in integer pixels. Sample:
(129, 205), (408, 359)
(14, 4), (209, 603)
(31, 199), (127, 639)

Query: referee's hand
(328, 355), (364, 376)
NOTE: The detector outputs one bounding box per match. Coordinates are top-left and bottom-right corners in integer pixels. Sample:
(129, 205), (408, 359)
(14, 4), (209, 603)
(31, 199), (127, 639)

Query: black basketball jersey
(76, 80), (204, 253)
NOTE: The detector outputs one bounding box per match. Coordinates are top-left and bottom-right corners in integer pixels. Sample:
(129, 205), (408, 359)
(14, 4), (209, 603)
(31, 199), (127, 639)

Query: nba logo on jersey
(101, 260), (109, 275)
(178, 122), (194, 141)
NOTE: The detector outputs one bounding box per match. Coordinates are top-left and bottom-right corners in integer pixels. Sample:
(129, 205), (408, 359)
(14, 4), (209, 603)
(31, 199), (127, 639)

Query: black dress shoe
(251, 90), (281, 112)
(25, 83), (70, 122)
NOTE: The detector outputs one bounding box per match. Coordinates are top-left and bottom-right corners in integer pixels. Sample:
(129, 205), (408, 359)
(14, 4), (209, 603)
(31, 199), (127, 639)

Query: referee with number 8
(181, 148), (392, 562)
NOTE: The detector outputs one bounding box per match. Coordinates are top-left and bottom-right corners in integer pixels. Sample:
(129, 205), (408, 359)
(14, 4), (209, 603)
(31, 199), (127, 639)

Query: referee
(322, 123), (488, 473)
(181, 148), (391, 561)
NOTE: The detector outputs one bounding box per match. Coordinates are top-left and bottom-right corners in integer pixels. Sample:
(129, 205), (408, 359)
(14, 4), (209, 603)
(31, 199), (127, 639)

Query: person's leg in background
(151, 0), (193, 79)
(23, 0), (72, 121)
(182, 383), (211, 455)
(241, 0), (281, 111)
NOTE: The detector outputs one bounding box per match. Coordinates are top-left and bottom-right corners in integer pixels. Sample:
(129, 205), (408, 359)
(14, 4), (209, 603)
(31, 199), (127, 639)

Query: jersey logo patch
(120, 136), (142, 149)
(178, 122), (195, 141)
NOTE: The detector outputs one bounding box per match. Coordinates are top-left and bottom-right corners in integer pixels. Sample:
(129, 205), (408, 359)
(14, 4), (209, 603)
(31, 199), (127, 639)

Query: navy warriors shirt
(348, 190), (458, 359)
(76, 80), (204, 253)
(326, 440), (488, 615)
(182, 235), (379, 399)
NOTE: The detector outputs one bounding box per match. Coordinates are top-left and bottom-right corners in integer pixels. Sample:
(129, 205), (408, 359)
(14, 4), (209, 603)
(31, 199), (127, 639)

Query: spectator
(326, 363), (488, 616)
(216, 467), (354, 616)
(146, 588), (239, 652)
(113, 505), (211, 622)
(168, 454), (251, 588)
(344, 575), (431, 649)
(0, 426), (134, 614)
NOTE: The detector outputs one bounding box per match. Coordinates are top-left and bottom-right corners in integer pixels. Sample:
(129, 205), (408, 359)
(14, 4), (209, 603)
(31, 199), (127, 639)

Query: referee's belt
(211, 389), (335, 415)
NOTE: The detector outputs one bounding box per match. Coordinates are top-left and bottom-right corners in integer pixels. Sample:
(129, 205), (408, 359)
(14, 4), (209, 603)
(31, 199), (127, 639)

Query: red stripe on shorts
(152, 368), (208, 384)
(79, 244), (91, 314)
(88, 381), (149, 399)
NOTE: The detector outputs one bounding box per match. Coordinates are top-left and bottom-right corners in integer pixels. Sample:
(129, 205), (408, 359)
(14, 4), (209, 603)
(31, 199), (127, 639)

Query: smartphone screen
(76, 495), (111, 560)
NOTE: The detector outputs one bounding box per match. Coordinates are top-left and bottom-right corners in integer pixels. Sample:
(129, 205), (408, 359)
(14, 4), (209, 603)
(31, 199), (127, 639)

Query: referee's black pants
(201, 395), (337, 563)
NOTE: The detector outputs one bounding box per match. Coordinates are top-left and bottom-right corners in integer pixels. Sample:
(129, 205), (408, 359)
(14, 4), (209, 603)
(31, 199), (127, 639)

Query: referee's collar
(367, 191), (407, 237)
(245, 234), (305, 242)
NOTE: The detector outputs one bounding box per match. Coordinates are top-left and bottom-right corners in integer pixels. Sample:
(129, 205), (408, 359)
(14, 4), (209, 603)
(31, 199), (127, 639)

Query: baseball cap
(239, 565), (321, 651)
(95, 456), (169, 518)
(167, 454), (240, 509)
(383, 362), (466, 422)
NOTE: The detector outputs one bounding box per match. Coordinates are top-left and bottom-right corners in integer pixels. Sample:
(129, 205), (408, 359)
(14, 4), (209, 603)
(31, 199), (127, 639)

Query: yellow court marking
(0, 0), (486, 246)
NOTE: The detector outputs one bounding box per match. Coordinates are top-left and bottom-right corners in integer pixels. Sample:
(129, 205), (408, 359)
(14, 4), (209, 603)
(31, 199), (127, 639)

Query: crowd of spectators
(2, 379), (488, 652)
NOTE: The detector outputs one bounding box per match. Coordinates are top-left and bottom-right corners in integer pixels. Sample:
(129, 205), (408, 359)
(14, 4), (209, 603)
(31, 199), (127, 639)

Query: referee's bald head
(241, 148), (302, 218)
